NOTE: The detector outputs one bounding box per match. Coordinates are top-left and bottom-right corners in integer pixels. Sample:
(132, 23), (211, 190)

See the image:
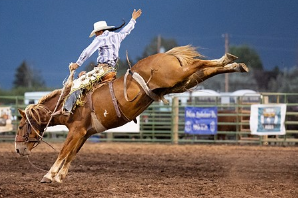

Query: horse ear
(18, 109), (26, 118)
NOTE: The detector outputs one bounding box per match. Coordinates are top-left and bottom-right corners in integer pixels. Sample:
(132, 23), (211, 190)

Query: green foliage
(115, 58), (134, 78)
(228, 45), (275, 91)
(200, 68), (258, 92)
(253, 68), (279, 91)
(229, 45), (263, 70)
(268, 66), (298, 93)
(13, 61), (45, 89)
(0, 86), (53, 98)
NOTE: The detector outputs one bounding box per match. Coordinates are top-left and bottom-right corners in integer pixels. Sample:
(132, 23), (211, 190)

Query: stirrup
(52, 109), (71, 117)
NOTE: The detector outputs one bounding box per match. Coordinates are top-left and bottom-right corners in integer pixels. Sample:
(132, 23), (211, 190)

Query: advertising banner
(0, 107), (13, 133)
(184, 107), (217, 135)
(250, 104), (287, 135)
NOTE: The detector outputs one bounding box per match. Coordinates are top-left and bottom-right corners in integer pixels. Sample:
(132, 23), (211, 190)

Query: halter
(15, 105), (51, 147)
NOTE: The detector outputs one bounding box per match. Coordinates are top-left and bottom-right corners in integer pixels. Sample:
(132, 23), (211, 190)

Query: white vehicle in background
(24, 91), (51, 105)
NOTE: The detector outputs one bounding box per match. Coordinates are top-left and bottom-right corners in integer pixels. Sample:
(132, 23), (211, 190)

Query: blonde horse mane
(25, 104), (51, 125)
(166, 45), (203, 66)
(38, 89), (62, 104)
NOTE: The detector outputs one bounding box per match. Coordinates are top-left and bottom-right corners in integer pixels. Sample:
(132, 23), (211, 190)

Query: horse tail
(165, 45), (203, 66)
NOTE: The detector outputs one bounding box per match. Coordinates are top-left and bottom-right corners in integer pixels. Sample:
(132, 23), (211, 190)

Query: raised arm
(132, 9), (142, 20)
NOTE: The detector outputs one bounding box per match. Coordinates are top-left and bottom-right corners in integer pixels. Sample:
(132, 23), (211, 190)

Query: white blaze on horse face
(15, 142), (31, 156)
(104, 110), (108, 117)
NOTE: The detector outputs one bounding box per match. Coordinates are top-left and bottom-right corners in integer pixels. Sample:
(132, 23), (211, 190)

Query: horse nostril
(16, 149), (20, 153)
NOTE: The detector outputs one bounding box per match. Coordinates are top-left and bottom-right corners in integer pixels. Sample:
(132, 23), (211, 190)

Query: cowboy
(53, 9), (142, 116)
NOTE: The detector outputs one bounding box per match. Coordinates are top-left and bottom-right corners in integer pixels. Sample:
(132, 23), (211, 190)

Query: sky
(0, 0), (298, 90)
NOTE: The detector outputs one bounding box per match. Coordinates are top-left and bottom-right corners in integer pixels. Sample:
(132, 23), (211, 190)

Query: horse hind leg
(225, 62), (249, 72)
(191, 53), (238, 71)
(212, 53), (238, 66)
(220, 53), (238, 65)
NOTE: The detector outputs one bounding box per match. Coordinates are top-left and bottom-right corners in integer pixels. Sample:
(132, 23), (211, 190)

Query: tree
(229, 45), (270, 91)
(13, 61), (45, 89)
(115, 58), (134, 78)
(229, 45), (263, 70)
(138, 35), (178, 60)
(200, 68), (258, 92)
(268, 66), (298, 93)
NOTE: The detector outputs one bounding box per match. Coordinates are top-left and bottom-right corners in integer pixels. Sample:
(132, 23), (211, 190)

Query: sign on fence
(0, 107), (13, 133)
(250, 104), (287, 135)
(184, 107), (217, 135)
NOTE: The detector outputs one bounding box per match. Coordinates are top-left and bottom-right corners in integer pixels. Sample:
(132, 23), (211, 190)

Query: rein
(26, 156), (48, 171)
(21, 106), (56, 151)
(17, 70), (74, 148)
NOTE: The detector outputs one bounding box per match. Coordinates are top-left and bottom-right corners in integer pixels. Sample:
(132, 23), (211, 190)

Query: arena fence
(1, 93), (298, 145)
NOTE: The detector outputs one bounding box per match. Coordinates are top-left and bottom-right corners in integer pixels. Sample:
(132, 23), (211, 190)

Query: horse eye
(18, 125), (23, 130)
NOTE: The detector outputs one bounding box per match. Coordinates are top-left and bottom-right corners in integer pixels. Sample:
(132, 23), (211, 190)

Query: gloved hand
(69, 62), (79, 72)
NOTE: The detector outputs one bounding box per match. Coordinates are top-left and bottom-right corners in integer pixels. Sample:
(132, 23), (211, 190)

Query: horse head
(14, 87), (74, 156)
(15, 104), (54, 156)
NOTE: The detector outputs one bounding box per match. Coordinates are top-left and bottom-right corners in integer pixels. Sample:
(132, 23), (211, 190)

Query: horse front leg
(40, 127), (88, 183)
(40, 156), (65, 183)
(53, 134), (90, 183)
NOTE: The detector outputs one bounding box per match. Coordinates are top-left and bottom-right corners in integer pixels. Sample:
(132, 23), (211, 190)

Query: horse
(15, 45), (248, 183)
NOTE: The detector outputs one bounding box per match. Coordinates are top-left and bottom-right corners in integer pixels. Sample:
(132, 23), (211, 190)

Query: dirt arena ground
(0, 142), (297, 198)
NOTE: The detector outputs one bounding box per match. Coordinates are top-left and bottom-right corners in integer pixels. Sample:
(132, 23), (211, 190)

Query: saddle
(66, 65), (116, 109)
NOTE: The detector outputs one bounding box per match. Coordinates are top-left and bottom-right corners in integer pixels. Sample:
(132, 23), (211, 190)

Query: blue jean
(64, 89), (82, 112)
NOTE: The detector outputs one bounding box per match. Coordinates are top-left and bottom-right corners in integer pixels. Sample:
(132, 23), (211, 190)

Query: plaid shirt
(76, 19), (136, 67)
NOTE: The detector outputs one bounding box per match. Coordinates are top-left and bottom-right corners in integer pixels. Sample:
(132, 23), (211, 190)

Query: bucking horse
(15, 45), (248, 183)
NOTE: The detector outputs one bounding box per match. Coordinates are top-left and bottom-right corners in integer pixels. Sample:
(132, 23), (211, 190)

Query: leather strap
(86, 92), (107, 132)
(109, 81), (121, 118)
(126, 69), (160, 101)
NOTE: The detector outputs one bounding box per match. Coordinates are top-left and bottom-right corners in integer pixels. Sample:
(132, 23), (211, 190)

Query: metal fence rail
(1, 93), (298, 145)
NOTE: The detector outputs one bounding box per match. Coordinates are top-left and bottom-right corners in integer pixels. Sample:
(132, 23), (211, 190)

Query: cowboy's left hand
(69, 63), (79, 71)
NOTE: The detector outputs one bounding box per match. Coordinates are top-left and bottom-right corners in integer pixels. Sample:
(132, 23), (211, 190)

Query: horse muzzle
(15, 142), (31, 156)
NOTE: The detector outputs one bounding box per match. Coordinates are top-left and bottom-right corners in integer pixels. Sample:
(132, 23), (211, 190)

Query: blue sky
(0, 0), (298, 89)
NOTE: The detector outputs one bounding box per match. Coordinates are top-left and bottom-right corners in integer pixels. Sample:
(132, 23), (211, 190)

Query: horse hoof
(40, 177), (52, 183)
(239, 63), (249, 72)
(54, 175), (63, 183)
(226, 53), (238, 62)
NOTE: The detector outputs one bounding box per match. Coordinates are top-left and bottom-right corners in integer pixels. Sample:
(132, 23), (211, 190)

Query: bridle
(15, 105), (52, 148)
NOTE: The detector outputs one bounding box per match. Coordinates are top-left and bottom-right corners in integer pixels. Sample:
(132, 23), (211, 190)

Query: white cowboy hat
(89, 21), (115, 37)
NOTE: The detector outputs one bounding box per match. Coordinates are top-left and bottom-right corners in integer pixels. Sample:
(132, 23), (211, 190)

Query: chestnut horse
(15, 45), (248, 183)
